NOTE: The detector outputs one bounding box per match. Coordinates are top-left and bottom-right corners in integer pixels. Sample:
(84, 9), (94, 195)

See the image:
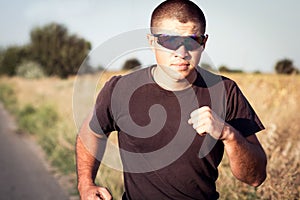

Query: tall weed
(17, 104), (58, 135)
(0, 83), (18, 113)
(17, 103), (76, 174)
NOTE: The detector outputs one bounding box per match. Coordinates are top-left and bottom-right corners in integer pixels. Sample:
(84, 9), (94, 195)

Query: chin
(171, 71), (191, 82)
(160, 65), (194, 81)
(178, 69), (194, 78)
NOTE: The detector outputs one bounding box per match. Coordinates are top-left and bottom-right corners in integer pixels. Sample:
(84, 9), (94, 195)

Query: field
(0, 71), (299, 199)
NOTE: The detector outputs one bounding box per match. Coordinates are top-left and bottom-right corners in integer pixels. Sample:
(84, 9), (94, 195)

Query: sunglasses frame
(152, 34), (207, 51)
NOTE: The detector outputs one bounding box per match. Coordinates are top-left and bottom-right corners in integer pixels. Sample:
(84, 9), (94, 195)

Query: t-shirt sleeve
(89, 75), (121, 135)
(225, 80), (265, 137)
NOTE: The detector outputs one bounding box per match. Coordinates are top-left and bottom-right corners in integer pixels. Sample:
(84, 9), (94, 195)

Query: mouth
(171, 63), (190, 71)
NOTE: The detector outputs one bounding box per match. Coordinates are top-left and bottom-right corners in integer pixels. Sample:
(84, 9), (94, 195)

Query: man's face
(149, 18), (206, 81)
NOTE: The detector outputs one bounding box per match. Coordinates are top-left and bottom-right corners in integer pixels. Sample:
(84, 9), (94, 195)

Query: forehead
(154, 18), (201, 36)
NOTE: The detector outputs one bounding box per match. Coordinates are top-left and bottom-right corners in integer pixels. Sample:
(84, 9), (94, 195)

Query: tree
(0, 46), (28, 76)
(201, 63), (215, 72)
(218, 65), (244, 73)
(29, 23), (91, 78)
(275, 58), (299, 74)
(122, 58), (142, 70)
(0, 47), (3, 65)
(219, 65), (230, 73)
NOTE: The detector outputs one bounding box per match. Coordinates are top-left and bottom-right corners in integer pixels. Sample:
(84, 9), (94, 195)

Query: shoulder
(104, 75), (122, 88)
(119, 66), (152, 81)
(195, 67), (237, 90)
(107, 67), (151, 83)
(109, 67), (153, 90)
(99, 67), (153, 99)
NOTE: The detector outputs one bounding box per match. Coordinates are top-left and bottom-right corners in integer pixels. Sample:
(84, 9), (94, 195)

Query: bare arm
(188, 106), (267, 186)
(222, 126), (267, 186)
(76, 116), (112, 200)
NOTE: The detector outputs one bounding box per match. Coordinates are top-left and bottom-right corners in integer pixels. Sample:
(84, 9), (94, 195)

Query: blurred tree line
(122, 58), (142, 70)
(215, 58), (298, 75)
(0, 22), (298, 77)
(274, 58), (299, 74)
(0, 23), (91, 78)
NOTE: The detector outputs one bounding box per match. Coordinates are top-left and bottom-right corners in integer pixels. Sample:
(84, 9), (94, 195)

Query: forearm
(223, 125), (267, 186)
(76, 135), (100, 190)
(75, 115), (112, 199)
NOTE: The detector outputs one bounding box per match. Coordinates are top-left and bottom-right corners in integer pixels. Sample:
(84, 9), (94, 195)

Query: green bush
(17, 105), (37, 134)
(0, 83), (18, 113)
(17, 103), (75, 174)
(16, 60), (45, 79)
(18, 104), (58, 134)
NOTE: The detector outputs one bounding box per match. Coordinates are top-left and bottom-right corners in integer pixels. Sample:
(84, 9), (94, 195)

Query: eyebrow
(152, 34), (204, 38)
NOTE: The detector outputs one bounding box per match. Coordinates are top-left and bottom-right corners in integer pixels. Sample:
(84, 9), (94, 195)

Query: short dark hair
(151, 0), (206, 34)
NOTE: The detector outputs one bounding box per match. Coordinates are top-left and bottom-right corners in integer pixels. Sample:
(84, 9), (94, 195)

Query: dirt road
(0, 104), (69, 200)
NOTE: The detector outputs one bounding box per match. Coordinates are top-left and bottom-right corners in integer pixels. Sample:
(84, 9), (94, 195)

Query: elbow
(250, 171), (267, 187)
(249, 160), (267, 187)
(251, 150), (267, 187)
(237, 160), (267, 187)
(236, 170), (267, 187)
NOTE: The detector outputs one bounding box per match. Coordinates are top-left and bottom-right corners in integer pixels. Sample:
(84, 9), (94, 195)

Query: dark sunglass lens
(183, 37), (201, 51)
(193, 35), (205, 45)
(158, 35), (180, 50)
(156, 34), (204, 51)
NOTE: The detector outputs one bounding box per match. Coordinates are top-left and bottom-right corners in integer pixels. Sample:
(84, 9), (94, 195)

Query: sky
(0, 0), (299, 73)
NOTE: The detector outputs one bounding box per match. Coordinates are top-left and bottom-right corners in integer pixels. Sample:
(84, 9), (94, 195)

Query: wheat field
(0, 72), (299, 199)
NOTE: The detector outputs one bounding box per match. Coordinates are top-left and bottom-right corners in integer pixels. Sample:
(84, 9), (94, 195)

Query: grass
(0, 77), (78, 196)
(0, 83), (18, 114)
(0, 72), (299, 199)
(216, 73), (300, 200)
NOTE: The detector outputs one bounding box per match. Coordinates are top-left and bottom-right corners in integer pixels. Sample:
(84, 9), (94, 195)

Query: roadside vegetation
(0, 72), (299, 199)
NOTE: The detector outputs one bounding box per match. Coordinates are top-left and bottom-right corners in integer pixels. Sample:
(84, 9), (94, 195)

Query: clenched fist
(79, 185), (112, 200)
(188, 106), (231, 140)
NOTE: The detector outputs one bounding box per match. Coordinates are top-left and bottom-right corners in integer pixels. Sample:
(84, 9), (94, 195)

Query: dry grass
(217, 73), (300, 199)
(1, 72), (299, 199)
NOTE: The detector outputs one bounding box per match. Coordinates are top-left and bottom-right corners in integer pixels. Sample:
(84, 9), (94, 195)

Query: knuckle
(193, 124), (197, 129)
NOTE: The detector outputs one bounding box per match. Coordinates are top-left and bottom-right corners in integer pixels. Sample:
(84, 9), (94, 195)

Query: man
(76, 0), (267, 199)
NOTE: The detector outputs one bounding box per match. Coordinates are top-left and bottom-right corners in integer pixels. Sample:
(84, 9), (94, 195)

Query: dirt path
(0, 104), (69, 200)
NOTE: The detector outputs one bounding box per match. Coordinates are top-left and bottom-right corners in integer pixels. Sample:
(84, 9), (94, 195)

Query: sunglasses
(152, 34), (206, 51)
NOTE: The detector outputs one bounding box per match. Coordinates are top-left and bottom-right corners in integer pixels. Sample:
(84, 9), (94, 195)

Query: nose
(174, 44), (189, 59)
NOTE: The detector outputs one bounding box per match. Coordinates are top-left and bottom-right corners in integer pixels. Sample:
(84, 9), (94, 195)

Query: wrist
(221, 124), (236, 142)
(77, 179), (95, 192)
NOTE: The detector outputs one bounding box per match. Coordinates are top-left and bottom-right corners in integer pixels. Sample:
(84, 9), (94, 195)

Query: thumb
(97, 187), (112, 200)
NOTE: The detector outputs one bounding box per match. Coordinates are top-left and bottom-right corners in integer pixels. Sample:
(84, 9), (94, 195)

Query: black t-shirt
(90, 66), (264, 200)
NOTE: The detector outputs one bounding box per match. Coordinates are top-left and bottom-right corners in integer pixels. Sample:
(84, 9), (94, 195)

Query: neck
(152, 66), (197, 91)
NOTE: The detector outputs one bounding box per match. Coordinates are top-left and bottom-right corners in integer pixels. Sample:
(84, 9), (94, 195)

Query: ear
(202, 34), (209, 49)
(147, 34), (156, 52)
